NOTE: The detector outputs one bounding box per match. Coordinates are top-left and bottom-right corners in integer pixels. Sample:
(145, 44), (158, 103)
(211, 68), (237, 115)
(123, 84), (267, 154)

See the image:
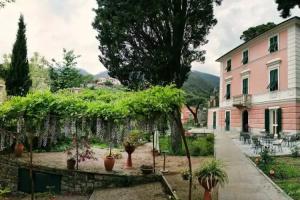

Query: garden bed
(252, 156), (300, 200)
(159, 133), (214, 156)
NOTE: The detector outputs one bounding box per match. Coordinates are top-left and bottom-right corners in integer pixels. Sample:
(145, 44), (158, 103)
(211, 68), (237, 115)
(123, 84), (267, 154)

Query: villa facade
(208, 17), (300, 135)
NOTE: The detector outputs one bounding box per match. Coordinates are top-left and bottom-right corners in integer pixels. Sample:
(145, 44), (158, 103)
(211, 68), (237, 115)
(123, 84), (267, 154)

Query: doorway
(225, 111), (230, 131)
(242, 110), (248, 132)
(269, 109), (277, 135)
(213, 112), (216, 129)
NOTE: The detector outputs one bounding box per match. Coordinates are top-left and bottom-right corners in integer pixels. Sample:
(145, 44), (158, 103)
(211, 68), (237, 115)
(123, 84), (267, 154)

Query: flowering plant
(66, 136), (97, 162)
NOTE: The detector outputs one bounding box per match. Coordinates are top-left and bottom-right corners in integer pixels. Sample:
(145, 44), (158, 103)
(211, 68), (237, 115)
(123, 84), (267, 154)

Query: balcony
(233, 94), (252, 108)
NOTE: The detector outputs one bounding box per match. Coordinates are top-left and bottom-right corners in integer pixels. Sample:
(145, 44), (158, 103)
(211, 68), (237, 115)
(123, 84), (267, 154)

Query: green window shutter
(274, 69), (278, 90)
(226, 84), (231, 99)
(277, 108), (282, 134)
(265, 109), (269, 133)
(226, 60), (231, 72)
(243, 51), (248, 64)
(243, 78), (248, 95)
(270, 69), (278, 91)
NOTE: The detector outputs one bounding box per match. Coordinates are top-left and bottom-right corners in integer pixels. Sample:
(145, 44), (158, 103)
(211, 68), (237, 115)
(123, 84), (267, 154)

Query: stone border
(245, 155), (294, 200)
(0, 155), (161, 194)
(160, 175), (180, 200)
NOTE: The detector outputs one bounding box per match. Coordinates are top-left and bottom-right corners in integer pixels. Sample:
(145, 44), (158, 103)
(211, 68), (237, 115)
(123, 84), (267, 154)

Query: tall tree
(6, 15), (32, 96)
(49, 49), (92, 92)
(275, 0), (300, 18)
(185, 92), (206, 126)
(93, 0), (222, 89)
(240, 22), (277, 42)
(93, 2), (221, 199)
(29, 52), (50, 91)
(0, 0), (14, 8)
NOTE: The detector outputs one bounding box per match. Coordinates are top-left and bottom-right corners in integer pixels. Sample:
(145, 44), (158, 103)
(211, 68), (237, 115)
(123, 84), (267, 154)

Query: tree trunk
(169, 114), (182, 154)
(186, 105), (199, 126)
(173, 108), (192, 200)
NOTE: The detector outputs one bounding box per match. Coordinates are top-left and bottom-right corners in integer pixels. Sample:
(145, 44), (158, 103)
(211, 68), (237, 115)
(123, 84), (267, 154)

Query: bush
(291, 146), (299, 158)
(159, 134), (214, 156)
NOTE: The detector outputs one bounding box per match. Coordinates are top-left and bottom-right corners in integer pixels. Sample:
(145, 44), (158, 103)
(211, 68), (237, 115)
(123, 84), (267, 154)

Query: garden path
(215, 132), (292, 200)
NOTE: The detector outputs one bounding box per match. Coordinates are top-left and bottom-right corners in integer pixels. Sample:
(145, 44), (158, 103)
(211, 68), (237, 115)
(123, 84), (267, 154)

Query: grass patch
(159, 134), (214, 156)
(254, 156), (300, 200)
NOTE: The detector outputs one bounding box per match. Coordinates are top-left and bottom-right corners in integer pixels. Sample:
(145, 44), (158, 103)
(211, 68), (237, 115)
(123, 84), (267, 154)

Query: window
(242, 78), (248, 95)
(268, 68), (278, 91)
(226, 59), (231, 72)
(242, 50), (248, 65)
(226, 83), (231, 99)
(269, 35), (278, 53)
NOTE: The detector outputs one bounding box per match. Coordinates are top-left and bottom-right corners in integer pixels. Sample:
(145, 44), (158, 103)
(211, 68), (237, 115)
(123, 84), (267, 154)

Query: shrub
(259, 148), (273, 166)
(291, 146), (299, 158)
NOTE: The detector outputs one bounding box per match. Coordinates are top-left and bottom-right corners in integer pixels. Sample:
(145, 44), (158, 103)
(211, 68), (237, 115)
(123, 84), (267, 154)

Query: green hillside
(182, 70), (219, 97)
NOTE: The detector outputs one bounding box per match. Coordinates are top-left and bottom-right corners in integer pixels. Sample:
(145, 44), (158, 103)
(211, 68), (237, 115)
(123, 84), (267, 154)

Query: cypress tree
(6, 14), (32, 96)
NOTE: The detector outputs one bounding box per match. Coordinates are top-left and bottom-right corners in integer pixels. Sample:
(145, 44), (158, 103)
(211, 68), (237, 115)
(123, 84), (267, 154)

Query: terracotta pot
(67, 158), (76, 170)
(198, 177), (218, 200)
(14, 143), (24, 157)
(104, 156), (115, 171)
(124, 144), (135, 168)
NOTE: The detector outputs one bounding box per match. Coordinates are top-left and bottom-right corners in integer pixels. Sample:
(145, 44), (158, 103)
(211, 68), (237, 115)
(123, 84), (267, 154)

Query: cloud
(0, 0), (104, 75)
(0, 0), (299, 76)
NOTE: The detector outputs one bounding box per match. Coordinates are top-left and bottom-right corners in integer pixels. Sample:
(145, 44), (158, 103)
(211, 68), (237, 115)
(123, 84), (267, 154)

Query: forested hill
(182, 70), (219, 96)
(92, 70), (220, 96)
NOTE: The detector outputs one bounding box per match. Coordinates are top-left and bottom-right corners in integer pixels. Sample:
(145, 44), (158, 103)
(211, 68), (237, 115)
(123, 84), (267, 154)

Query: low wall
(0, 155), (161, 194)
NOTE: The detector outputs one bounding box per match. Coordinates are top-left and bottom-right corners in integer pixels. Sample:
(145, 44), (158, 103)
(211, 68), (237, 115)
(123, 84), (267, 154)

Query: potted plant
(66, 152), (76, 170)
(180, 168), (190, 180)
(65, 136), (96, 170)
(14, 142), (24, 157)
(123, 130), (140, 168)
(104, 144), (115, 171)
(140, 165), (153, 175)
(194, 159), (228, 200)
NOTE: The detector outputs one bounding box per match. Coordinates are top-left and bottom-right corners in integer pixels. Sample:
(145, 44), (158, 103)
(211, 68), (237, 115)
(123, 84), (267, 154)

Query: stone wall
(0, 155), (161, 194)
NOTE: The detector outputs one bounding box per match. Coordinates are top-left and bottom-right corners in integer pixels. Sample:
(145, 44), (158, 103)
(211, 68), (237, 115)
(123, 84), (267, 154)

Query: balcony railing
(233, 94), (252, 108)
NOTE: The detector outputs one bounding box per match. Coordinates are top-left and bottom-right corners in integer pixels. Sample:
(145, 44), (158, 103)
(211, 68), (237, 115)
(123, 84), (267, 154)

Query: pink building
(208, 17), (300, 135)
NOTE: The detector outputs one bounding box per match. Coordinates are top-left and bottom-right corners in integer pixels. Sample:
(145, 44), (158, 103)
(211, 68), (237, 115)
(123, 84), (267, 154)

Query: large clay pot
(104, 155), (115, 171)
(67, 158), (76, 170)
(199, 177), (218, 200)
(14, 143), (24, 157)
(124, 145), (135, 168)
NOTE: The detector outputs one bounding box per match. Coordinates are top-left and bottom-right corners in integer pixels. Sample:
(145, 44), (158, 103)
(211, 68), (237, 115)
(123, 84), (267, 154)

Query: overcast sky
(0, 0), (300, 76)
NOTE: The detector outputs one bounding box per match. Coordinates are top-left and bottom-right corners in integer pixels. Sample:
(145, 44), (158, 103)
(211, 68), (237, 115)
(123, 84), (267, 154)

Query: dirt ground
(89, 182), (169, 200)
(4, 143), (215, 200)
(165, 174), (218, 200)
(11, 143), (211, 175)
(0, 194), (89, 200)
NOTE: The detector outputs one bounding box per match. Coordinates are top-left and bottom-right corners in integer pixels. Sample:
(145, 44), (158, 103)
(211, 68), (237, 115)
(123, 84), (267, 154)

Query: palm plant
(194, 159), (228, 200)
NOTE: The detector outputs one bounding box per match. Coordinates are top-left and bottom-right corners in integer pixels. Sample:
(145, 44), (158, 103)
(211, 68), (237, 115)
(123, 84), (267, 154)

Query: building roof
(216, 16), (300, 62)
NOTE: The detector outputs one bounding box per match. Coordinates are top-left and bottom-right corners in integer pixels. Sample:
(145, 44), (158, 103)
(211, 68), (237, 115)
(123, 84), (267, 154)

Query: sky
(0, 0), (300, 76)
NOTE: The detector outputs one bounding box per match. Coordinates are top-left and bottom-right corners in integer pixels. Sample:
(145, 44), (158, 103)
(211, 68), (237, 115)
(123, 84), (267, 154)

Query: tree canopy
(6, 15), (32, 96)
(93, 0), (222, 89)
(275, 0), (300, 18)
(0, 86), (185, 129)
(49, 49), (93, 92)
(0, 0), (14, 8)
(240, 22), (277, 42)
